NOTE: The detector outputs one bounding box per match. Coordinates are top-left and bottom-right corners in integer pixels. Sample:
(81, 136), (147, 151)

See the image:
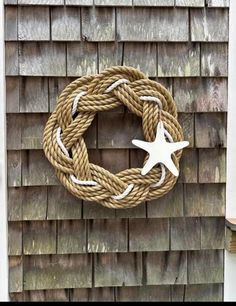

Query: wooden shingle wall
(5, 0), (228, 302)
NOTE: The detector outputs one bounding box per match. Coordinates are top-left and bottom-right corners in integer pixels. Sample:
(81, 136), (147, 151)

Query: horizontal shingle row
(5, 42), (228, 77)
(9, 283), (223, 301)
(7, 148), (226, 187)
(5, 7), (229, 42)
(8, 217), (225, 255)
(6, 112), (227, 150)
(9, 250), (224, 292)
(5, 0), (230, 7)
(8, 183), (225, 221)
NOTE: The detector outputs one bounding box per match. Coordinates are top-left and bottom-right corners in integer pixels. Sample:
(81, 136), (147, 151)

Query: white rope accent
(56, 127), (70, 157)
(164, 129), (173, 143)
(151, 164), (166, 188)
(112, 184), (134, 200)
(105, 79), (130, 93)
(72, 91), (87, 116)
(70, 174), (98, 186)
(140, 96), (163, 109)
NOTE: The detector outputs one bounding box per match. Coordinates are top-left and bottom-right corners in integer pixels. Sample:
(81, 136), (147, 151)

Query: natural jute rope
(43, 66), (184, 209)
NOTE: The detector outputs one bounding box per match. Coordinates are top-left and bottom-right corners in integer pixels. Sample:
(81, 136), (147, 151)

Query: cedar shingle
(94, 253), (143, 287)
(9, 256), (23, 293)
(191, 8), (228, 42)
(24, 254), (92, 290)
(19, 43), (66, 76)
(6, 76), (20, 113)
(8, 222), (23, 255)
(23, 221), (57, 255)
(18, 7), (50, 41)
(88, 219), (127, 252)
(82, 8), (115, 41)
(146, 251), (187, 285)
(5, 6), (17, 41)
(57, 220), (87, 254)
(5, 42), (18, 75)
(188, 250), (224, 284)
(51, 7), (81, 41)
(129, 218), (169, 251)
(158, 43), (200, 77)
(117, 8), (189, 41)
(47, 186), (82, 220)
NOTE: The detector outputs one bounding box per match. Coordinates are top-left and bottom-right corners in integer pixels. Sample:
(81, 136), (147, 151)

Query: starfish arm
(141, 156), (159, 176)
(132, 139), (150, 153)
(169, 140), (189, 153)
(163, 156), (179, 177)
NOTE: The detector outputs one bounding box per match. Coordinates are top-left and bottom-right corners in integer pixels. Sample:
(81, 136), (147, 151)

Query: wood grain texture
(5, 42), (18, 75)
(7, 114), (22, 150)
(115, 202), (146, 218)
(124, 43), (157, 77)
(178, 113), (194, 147)
(191, 8), (229, 42)
(95, 0), (132, 5)
(22, 186), (47, 220)
(21, 114), (49, 149)
(207, 0), (229, 7)
(47, 186), (82, 220)
(67, 42), (97, 76)
(24, 254), (92, 290)
(10, 290), (69, 301)
(117, 8), (188, 41)
(66, 0), (93, 4)
(199, 149), (226, 183)
(19, 42), (66, 76)
(22, 150), (59, 186)
(18, 6), (50, 41)
(88, 149), (129, 174)
(178, 149), (198, 183)
(49, 77), (73, 111)
(195, 113), (227, 148)
(6, 77), (20, 113)
(146, 251), (187, 285)
(5, 0), (17, 4)
(158, 43), (200, 77)
(148, 183), (184, 218)
(184, 183), (225, 217)
(57, 220), (87, 254)
(83, 201), (116, 219)
(20, 77), (49, 112)
(201, 43), (228, 76)
(9, 256), (23, 293)
(171, 218), (201, 250)
(82, 7), (115, 41)
(8, 187), (23, 221)
(7, 150), (22, 187)
(8, 222), (22, 255)
(200, 217), (225, 249)
(185, 284), (223, 301)
(88, 219), (127, 252)
(5, 6), (17, 41)
(98, 42), (123, 72)
(98, 113), (142, 148)
(51, 7), (81, 41)
(23, 221), (56, 255)
(134, 0), (174, 5)
(129, 218), (169, 251)
(188, 250), (224, 284)
(94, 253), (143, 287)
(175, 0), (204, 6)
(174, 78), (228, 112)
(18, 0), (64, 4)
(71, 287), (115, 302)
(117, 285), (171, 302)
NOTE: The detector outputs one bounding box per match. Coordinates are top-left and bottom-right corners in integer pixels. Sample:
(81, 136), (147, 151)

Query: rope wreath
(43, 66), (185, 209)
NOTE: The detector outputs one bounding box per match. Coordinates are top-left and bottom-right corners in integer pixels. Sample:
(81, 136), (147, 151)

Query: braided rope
(43, 66), (184, 209)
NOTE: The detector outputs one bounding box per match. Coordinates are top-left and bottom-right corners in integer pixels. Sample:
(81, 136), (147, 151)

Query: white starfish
(132, 121), (189, 177)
